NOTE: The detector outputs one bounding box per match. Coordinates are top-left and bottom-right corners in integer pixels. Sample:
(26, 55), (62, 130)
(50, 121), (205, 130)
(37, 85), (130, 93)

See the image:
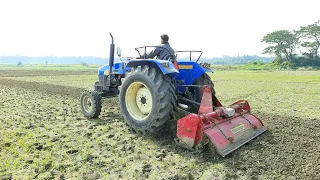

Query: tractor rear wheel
(186, 74), (215, 113)
(119, 65), (176, 134)
(80, 90), (102, 118)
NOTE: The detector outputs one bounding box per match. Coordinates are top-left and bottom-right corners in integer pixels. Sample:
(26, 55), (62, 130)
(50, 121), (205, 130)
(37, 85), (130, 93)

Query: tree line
(262, 20), (320, 66)
(0, 55), (273, 66)
(201, 55), (274, 65)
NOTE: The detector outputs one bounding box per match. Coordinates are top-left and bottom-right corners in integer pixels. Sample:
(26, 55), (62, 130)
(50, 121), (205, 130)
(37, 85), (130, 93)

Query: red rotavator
(176, 85), (267, 157)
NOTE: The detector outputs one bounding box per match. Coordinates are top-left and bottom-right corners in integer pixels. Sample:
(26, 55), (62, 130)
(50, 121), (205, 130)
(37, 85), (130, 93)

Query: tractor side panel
(125, 59), (179, 78)
(176, 61), (206, 93)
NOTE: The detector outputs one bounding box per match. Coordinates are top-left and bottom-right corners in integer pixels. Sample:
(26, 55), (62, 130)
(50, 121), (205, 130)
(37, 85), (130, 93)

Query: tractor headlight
(200, 62), (211, 69)
(161, 62), (170, 68)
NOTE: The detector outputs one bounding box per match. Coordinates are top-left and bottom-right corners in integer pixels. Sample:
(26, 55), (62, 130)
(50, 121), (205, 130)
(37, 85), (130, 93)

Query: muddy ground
(0, 70), (319, 179)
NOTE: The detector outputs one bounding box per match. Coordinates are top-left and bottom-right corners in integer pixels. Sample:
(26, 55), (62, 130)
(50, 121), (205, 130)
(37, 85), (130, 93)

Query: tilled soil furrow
(211, 112), (320, 179)
(0, 70), (96, 77)
(0, 78), (83, 99)
(1, 72), (320, 179)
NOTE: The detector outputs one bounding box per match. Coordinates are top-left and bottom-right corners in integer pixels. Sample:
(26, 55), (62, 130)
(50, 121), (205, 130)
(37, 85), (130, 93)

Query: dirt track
(1, 70), (320, 179)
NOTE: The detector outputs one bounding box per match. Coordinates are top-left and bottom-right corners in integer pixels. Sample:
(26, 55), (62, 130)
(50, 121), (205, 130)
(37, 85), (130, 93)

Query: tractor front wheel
(80, 90), (102, 118)
(120, 65), (176, 134)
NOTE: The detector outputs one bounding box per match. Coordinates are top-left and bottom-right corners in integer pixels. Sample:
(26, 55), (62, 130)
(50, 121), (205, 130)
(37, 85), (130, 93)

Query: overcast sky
(0, 0), (319, 57)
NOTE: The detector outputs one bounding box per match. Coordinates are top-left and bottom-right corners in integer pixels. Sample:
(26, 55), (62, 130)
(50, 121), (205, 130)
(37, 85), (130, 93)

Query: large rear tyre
(80, 90), (102, 118)
(119, 65), (176, 134)
(186, 74), (216, 113)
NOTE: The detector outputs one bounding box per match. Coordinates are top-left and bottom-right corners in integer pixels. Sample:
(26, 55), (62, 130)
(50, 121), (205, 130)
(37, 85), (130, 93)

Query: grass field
(0, 67), (319, 179)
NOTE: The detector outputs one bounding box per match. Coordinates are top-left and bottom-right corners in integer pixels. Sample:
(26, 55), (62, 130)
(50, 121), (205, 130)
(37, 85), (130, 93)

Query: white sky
(0, 0), (319, 57)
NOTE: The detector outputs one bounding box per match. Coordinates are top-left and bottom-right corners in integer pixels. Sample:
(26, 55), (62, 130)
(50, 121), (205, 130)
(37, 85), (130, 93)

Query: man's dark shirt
(146, 42), (175, 60)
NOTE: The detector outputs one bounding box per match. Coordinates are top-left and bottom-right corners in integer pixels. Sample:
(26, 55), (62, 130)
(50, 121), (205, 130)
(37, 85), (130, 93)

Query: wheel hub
(83, 96), (93, 113)
(136, 87), (152, 115)
(141, 97), (147, 104)
(125, 82), (153, 121)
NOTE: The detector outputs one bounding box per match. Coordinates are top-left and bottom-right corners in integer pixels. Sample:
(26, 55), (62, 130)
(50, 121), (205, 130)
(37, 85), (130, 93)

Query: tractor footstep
(178, 103), (189, 109)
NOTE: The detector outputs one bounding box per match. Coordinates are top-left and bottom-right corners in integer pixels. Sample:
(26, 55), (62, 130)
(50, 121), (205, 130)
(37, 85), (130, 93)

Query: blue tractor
(80, 33), (217, 134)
(80, 33), (267, 156)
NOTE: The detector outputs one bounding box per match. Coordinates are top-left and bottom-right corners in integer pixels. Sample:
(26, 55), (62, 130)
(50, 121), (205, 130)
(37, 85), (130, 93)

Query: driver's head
(160, 34), (169, 43)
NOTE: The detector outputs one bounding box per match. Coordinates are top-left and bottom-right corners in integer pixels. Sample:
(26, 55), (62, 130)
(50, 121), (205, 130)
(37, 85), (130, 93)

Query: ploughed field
(1, 68), (320, 179)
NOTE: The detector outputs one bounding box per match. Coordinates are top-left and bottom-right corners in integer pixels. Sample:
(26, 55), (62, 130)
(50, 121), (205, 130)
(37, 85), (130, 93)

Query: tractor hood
(98, 61), (129, 75)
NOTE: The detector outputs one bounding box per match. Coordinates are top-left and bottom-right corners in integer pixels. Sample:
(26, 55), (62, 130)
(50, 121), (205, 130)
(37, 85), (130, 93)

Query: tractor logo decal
(231, 123), (246, 134)
(178, 65), (193, 69)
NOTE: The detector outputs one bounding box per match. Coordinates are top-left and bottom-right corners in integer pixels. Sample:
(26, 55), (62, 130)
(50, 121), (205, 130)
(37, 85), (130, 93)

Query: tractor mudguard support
(176, 85), (267, 157)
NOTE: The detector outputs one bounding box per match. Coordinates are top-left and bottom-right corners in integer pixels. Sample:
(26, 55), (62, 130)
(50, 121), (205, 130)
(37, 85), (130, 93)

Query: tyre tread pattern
(120, 65), (176, 134)
(80, 89), (102, 119)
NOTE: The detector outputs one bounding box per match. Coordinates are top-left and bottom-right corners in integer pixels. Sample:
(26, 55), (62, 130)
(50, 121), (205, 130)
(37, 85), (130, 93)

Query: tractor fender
(176, 62), (207, 85)
(125, 59), (179, 78)
(175, 62), (213, 94)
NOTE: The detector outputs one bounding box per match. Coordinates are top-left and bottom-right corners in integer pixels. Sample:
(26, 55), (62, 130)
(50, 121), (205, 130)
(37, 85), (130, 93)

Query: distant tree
(17, 61), (23, 66)
(81, 62), (88, 66)
(300, 42), (318, 57)
(297, 22), (320, 57)
(261, 30), (299, 63)
(45, 60), (48, 66)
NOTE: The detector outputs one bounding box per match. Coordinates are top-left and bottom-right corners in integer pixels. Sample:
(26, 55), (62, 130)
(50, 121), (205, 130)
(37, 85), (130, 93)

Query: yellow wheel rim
(125, 81), (153, 121)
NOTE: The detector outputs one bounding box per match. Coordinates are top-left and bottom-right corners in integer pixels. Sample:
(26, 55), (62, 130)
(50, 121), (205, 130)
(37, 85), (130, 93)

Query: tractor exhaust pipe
(109, 33), (115, 74)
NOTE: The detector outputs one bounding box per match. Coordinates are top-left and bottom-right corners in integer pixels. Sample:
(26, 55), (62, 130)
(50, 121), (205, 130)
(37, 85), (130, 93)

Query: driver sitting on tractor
(144, 34), (175, 61)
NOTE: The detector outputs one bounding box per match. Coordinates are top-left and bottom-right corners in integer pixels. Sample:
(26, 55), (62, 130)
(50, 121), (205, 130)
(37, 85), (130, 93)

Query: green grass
(209, 71), (320, 119)
(213, 63), (320, 71)
(2, 65), (320, 120)
(1, 68), (320, 179)
(5, 68), (319, 119)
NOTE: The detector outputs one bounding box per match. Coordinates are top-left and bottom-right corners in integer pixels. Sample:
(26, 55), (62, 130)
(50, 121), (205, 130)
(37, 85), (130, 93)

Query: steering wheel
(135, 46), (173, 60)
